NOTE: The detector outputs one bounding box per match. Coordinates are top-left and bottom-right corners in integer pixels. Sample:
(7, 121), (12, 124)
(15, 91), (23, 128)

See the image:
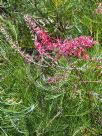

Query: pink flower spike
(24, 15), (96, 61)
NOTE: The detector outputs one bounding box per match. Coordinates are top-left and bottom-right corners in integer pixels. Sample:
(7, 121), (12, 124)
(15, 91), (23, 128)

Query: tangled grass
(0, 0), (102, 136)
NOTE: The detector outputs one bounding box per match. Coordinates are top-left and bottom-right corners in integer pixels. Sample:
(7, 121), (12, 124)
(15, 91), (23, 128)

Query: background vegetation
(0, 0), (102, 136)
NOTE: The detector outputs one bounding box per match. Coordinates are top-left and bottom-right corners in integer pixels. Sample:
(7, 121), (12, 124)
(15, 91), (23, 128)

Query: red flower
(24, 14), (96, 61)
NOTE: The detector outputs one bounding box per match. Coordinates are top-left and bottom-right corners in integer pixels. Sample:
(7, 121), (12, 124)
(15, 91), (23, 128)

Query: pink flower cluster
(24, 15), (96, 61)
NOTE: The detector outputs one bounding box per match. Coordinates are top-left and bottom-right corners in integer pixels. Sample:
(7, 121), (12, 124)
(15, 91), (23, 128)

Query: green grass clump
(0, 0), (102, 136)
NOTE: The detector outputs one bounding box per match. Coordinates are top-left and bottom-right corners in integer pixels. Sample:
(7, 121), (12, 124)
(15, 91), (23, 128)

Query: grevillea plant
(24, 14), (96, 61)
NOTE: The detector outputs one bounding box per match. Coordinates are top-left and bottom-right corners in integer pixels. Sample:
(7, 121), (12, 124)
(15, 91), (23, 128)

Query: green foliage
(0, 0), (102, 136)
